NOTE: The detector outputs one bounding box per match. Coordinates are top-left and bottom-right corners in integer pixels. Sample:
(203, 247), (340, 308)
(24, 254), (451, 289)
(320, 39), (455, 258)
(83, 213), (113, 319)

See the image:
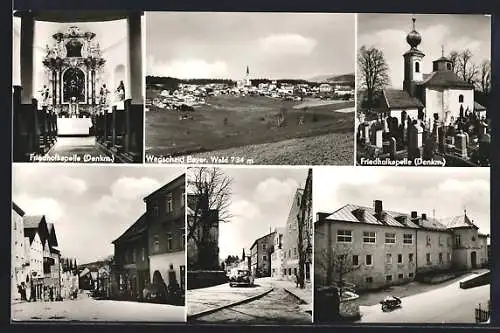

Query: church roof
(112, 213), (148, 244)
(383, 89), (424, 110)
(421, 71), (474, 89)
(474, 101), (486, 111)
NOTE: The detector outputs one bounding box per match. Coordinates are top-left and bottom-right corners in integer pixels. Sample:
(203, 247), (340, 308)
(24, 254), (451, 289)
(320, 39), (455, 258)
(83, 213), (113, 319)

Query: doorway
(471, 251), (477, 268)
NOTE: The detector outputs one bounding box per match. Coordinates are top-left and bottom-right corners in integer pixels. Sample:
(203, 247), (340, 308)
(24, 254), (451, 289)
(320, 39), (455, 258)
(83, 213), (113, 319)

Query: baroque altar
(41, 26), (106, 117)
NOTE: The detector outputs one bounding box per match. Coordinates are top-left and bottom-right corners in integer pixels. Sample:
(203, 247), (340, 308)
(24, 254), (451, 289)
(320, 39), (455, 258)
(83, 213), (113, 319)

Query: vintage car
(229, 269), (254, 287)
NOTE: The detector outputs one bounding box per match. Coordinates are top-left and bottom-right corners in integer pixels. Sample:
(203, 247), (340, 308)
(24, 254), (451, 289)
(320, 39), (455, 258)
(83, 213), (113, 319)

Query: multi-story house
(60, 258), (79, 299)
(300, 169), (313, 283)
(315, 199), (489, 291)
(23, 217), (45, 301)
(187, 194), (219, 270)
(271, 228), (285, 279)
(144, 174), (186, 290)
(12, 202), (27, 301)
(250, 232), (275, 278)
(112, 212), (149, 300)
(282, 188), (303, 281)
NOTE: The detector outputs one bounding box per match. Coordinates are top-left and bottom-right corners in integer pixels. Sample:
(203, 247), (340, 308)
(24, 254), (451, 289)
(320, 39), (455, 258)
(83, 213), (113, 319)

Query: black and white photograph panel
(11, 165), (186, 322)
(12, 11), (145, 163)
(186, 167), (312, 323)
(313, 167), (490, 324)
(356, 14), (491, 167)
(145, 12), (355, 165)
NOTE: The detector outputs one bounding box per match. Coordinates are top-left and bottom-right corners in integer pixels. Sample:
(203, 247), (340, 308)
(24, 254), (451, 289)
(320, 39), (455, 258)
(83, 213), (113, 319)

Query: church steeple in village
(403, 16), (425, 97)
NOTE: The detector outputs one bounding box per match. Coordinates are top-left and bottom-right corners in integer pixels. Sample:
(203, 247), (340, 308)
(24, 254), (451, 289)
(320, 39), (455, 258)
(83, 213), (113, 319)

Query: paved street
(11, 294), (185, 322)
(187, 277), (312, 323)
(357, 275), (490, 323)
(191, 288), (311, 324)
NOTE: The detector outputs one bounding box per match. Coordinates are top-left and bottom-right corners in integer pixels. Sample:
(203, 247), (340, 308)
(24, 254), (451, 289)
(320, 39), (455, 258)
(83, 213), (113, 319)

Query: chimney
(411, 211), (418, 219)
(421, 213), (427, 220)
(374, 200), (383, 214)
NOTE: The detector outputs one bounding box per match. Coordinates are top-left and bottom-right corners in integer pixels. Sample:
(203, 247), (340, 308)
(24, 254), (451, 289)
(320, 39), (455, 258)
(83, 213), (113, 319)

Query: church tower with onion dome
(403, 17), (425, 97)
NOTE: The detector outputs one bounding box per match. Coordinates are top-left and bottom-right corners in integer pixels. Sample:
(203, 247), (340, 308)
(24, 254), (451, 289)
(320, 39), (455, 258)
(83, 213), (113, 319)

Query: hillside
(78, 255), (113, 270)
(309, 73), (355, 83)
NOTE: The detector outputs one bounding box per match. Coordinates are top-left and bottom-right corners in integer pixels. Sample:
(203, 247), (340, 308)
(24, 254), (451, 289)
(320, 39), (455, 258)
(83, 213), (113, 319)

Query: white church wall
(447, 88), (474, 118)
(425, 87), (444, 122)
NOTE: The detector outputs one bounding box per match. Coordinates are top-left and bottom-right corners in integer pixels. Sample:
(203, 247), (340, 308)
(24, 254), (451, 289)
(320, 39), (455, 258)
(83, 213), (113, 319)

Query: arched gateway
(12, 11), (144, 163)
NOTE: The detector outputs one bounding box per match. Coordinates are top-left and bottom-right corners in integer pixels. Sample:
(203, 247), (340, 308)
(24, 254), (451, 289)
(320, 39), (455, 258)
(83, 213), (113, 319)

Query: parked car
(229, 269), (254, 287)
(143, 283), (167, 303)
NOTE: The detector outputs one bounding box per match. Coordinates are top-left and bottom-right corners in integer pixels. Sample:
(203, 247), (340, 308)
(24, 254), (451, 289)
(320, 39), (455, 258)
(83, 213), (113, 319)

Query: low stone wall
(422, 273), (458, 284)
(187, 270), (227, 290)
(460, 271), (490, 289)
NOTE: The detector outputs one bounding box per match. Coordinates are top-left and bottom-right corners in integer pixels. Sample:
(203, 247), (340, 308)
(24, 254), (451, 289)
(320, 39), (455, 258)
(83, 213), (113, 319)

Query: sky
(357, 14), (491, 89)
(146, 12), (355, 80)
(12, 165), (184, 264)
(187, 167), (309, 261)
(314, 167), (490, 237)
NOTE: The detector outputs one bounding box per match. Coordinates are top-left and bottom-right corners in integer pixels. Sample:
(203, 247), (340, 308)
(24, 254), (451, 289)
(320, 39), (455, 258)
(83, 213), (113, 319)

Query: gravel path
(182, 132), (354, 165)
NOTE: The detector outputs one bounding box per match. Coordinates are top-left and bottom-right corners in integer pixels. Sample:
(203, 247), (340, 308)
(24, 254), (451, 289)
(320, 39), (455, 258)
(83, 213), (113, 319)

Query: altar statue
(116, 81), (125, 101)
(99, 84), (110, 105)
(40, 85), (50, 106)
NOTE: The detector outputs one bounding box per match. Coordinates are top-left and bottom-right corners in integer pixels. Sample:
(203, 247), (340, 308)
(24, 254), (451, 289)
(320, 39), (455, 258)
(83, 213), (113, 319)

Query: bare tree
(449, 51), (459, 73)
(297, 168), (313, 289)
(357, 45), (390, 109)
(455, 49), (479, 84)
(478, 60), (491, 94)
(314, 229), (359, 297)
(187, 167), (233, 269)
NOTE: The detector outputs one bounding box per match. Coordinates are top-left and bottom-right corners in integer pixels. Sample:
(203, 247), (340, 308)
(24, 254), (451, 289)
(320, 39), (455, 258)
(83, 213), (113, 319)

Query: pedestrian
(49, 287), (54, 302)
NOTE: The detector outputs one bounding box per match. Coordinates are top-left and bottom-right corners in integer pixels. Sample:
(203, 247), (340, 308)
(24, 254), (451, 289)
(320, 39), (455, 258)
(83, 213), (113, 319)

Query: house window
(403, 234), (413, 244)
(415, 61), (420, 73)
(263, 243), (267, 251)
(165, 233), (172, 251)
(409, 253), (414, 263)
(386, 253), (392, 264)
(398, 254), (403, 264)
(283, 269), (287, 276)
(365, 254), (373, 266)
(366, 277), (373, 283)
(294, 268), (297, 276)
(439, 253), (443, 263)
(386, 275), (392, 282)
(166, 193), (173, 214)
(455, 234), (461, 247)
(398, 274), (404, 280)
(153, 235), (160, 253)
(153, 204), (159, 217)
(293, 248), (297, 256)
(385, 233), (396, 244)
(459, 94), (464, 103)
(426, 253), (431, 264)
(263, 255), (267, 261)
(288, 268), (292, 275)
(409, 272), (414, 278)
(337, 230), (352, 243)
(352, 255), (359, 266)
(363, 231), (376, 243)
(426, 235), (431, 246)
(447, 63), (452, 70)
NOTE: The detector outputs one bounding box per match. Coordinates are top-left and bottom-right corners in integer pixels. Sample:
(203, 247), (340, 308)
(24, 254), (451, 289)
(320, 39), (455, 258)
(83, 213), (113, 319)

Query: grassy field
(145, 93), (354, 157)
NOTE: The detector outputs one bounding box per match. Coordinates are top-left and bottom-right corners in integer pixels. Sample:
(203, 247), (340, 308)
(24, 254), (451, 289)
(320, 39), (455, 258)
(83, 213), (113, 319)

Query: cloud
(13, 194), (65, 223)
(93, 176), (161, 216)
(258, 33), (317, 56)
(253, 178), (299, 203)
(230, 199), (261, 221)
(359, 21), (490, 89)
(147, 56), (228, 78)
